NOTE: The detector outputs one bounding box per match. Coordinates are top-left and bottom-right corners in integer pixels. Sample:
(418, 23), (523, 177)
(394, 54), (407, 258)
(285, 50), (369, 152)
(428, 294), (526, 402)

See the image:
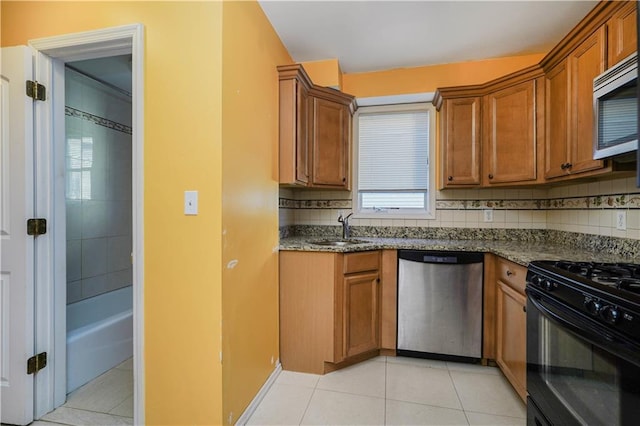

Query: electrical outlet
(483, 209), (494, 223)
(616, 210), (627, 230)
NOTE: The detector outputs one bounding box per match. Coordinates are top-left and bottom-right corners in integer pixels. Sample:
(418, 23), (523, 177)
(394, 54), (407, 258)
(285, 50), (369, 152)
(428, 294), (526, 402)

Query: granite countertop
(279, 236), (636, 267)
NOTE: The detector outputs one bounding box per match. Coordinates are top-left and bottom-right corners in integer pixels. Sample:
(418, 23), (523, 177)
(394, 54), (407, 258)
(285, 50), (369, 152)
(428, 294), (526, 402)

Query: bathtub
(66, 286), (133, 393)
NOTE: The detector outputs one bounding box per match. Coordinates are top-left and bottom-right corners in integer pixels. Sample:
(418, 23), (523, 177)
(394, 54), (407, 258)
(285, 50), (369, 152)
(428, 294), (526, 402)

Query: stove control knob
(601, 306), (620, 325)
(530, 275), (544, 287)
(584, 298), (602, 316)
(543, 280), (554, 291)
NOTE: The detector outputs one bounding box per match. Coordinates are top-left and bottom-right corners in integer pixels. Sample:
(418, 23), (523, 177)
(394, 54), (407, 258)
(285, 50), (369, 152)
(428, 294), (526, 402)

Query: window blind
(358, 110), (429, 192)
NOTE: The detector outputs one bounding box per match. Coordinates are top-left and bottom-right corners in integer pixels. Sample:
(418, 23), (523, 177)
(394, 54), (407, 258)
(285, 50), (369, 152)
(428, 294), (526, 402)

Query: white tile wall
(66, 68), (132, 304)
(280, 176), (640, 240)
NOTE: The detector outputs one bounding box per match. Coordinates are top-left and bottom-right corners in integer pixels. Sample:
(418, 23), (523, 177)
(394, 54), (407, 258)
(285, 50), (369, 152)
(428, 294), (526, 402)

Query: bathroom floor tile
(386, 362), (462, 410)
(450, 371), (526, 418)
(246, 383), (314, 425)
(301, 389), (385, 425)
(385, 399), (469, 425)
(316, 358), (386, 398)
(115, 357), (133, 371)
(65, 368), (133, 414)
(41, 407), (133, 426)
(109, 395), (134, 418)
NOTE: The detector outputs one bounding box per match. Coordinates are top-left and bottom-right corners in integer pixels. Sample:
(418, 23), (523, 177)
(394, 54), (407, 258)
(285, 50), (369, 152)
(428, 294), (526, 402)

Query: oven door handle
(528, 293), (617, 343)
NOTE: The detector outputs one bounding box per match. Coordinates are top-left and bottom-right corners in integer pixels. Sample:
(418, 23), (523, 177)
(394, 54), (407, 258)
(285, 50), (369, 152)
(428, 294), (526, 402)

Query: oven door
(527, 287), (640, 426)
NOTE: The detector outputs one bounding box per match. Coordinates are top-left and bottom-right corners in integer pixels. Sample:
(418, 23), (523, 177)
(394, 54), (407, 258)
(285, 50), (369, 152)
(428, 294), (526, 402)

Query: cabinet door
(484, 80), (537, 184)
(608, 1), (638, 67)
(568, 27), (607, 175)
(311, 97), (349, 188)
(545, 60), (571, 179)
(342, 272), (379, 359)
(496, 280), (527, 402)
(442, 97), (482, 186)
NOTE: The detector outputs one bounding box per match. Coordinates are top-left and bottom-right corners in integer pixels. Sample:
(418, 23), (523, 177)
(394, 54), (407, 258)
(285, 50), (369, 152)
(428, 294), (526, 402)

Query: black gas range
(526, 260), (640, 426)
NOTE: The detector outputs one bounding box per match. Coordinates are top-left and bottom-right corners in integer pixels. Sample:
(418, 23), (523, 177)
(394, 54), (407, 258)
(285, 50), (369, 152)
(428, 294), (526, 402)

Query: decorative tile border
(65, 106), (132, 135)
(280, 193), (640, 211)
(279, 198), (352, 209)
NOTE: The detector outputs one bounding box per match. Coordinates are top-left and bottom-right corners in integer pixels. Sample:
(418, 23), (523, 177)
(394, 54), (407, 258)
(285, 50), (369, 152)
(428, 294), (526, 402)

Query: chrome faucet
(338, 212), (353, 239)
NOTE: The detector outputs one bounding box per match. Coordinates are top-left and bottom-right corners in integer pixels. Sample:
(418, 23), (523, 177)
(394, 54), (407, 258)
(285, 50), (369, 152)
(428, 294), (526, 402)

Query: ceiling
(68, 55), (132, 94)
(258, 0), (599, 74)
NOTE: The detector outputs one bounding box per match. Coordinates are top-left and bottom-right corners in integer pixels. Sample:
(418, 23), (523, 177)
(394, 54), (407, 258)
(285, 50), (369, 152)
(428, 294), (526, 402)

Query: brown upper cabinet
(435, 1), (637, 189)
(483, 75), (545, 186)
(541, 1), (637, 182)
(608, 0), (638, 67)
(434, 66), (545, 189)
(278, 64), (356, 190)
(437, 96), (482, 186)
(544, 28), (608, 179)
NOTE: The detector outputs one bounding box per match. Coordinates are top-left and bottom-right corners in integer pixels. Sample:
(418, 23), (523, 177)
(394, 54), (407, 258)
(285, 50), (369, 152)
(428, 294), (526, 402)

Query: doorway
(29, 25), (144, 424)
(63, 55), (133, 400)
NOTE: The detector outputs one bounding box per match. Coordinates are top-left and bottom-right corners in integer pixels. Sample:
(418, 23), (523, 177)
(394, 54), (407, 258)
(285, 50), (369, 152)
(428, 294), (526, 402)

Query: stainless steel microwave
(593, 52), (637, 159)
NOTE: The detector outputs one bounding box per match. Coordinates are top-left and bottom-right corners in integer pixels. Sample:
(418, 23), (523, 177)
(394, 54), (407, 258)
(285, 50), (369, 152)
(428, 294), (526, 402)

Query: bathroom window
(353, 103), (435, 219)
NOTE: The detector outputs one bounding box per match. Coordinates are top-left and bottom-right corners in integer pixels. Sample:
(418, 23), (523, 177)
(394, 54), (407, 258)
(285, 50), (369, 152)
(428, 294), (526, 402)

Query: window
(353, 102), (435, 218)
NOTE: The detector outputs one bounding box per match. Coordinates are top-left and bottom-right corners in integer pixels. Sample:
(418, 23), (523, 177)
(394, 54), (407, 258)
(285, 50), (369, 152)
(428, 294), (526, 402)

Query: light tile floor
(30, 358), (134, 426)
(247, 356), (526, 426)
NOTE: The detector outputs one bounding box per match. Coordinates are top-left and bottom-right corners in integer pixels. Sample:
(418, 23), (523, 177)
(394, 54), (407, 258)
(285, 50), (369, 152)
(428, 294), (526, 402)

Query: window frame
(352, 102), (436, 220)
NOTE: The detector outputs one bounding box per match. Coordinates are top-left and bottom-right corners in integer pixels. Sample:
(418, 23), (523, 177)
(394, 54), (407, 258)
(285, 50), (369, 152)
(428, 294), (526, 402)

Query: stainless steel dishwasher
(397, 250), (483, 361)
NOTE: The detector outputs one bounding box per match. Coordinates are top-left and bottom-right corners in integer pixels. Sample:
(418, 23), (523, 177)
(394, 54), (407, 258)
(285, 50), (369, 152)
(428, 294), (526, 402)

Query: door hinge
(27, 218), (47, 236)
(27, 352), (47, 375)
(26, 80), (46, 101)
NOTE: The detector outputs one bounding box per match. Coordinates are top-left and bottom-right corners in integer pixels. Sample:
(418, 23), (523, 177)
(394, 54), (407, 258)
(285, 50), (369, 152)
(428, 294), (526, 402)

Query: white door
(0, 46), (36, 426)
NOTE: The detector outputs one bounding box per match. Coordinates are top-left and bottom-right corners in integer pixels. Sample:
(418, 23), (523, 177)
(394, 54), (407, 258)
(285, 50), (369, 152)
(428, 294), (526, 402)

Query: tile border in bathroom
(66, 106), (133, 135)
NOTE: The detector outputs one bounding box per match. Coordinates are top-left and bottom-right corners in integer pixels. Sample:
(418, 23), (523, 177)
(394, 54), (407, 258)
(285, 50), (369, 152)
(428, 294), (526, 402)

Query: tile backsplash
(280, 176), (640, 240)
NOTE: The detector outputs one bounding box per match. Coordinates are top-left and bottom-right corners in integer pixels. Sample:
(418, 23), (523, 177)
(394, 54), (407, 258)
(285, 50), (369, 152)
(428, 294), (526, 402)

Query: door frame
(28, 24), (145, 424)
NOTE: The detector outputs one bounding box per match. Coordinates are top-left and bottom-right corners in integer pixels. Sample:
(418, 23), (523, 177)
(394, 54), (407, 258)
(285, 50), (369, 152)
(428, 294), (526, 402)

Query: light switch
(184, 191), (198, 215)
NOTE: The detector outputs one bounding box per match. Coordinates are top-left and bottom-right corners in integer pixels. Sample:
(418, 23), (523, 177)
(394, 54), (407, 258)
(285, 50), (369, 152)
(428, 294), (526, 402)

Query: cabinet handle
(447, 176), (453, 181)
(506, 270), (513, 276)
(523, 305), (527, 313)
(488, 174), (494, 179)
(566, 163), (572, 169)
(342, 177), (346, 183)
(560, 163), (567, 170)
(376, 278), (380, 284)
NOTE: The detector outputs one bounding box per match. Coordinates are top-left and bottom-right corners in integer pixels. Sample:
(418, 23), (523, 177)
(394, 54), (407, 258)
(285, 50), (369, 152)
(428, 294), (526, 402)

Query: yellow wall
(2, 1), (224, 424)
(342, 53), (545, 97)
(220, 1), (291, 424)
(301, 58), (342, 89)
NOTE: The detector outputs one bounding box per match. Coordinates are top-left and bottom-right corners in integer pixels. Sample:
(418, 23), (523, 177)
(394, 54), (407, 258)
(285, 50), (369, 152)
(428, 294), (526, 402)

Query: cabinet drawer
(496, 258), (526, 294)
(344, 251), (379, 274)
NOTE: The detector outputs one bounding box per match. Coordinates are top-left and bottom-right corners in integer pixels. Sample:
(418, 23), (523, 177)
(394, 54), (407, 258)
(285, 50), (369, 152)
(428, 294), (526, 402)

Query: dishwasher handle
(398, 250), (483, 265)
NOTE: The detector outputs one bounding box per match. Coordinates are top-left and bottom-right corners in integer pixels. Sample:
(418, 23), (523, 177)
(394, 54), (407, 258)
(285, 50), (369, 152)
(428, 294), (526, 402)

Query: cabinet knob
(342, 177), (346, 183)
(506, 270), (513, 276)
(488, 174), (494, 179)
(447, 176), (453, 181)
(523, 305), (527, 313)
(376, 278), (380, 284)
(561, 162), (573, 170)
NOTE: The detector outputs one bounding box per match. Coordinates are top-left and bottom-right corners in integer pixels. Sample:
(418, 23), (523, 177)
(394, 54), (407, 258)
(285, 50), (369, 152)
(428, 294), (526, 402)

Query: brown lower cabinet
(493, 256), (528, 402)
(280, 250), (382, 374)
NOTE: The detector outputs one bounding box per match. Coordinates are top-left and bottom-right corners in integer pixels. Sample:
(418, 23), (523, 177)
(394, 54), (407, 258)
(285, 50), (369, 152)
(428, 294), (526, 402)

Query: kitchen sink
(311, 239), (368, 246)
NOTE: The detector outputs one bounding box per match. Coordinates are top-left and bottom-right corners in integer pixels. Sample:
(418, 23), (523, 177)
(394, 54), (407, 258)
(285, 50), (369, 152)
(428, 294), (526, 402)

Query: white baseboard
(235, 362), (283, 425)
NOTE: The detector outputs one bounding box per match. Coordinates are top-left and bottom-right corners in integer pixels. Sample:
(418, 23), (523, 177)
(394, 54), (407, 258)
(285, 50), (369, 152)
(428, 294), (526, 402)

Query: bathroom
(64, 55), (133, 402)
